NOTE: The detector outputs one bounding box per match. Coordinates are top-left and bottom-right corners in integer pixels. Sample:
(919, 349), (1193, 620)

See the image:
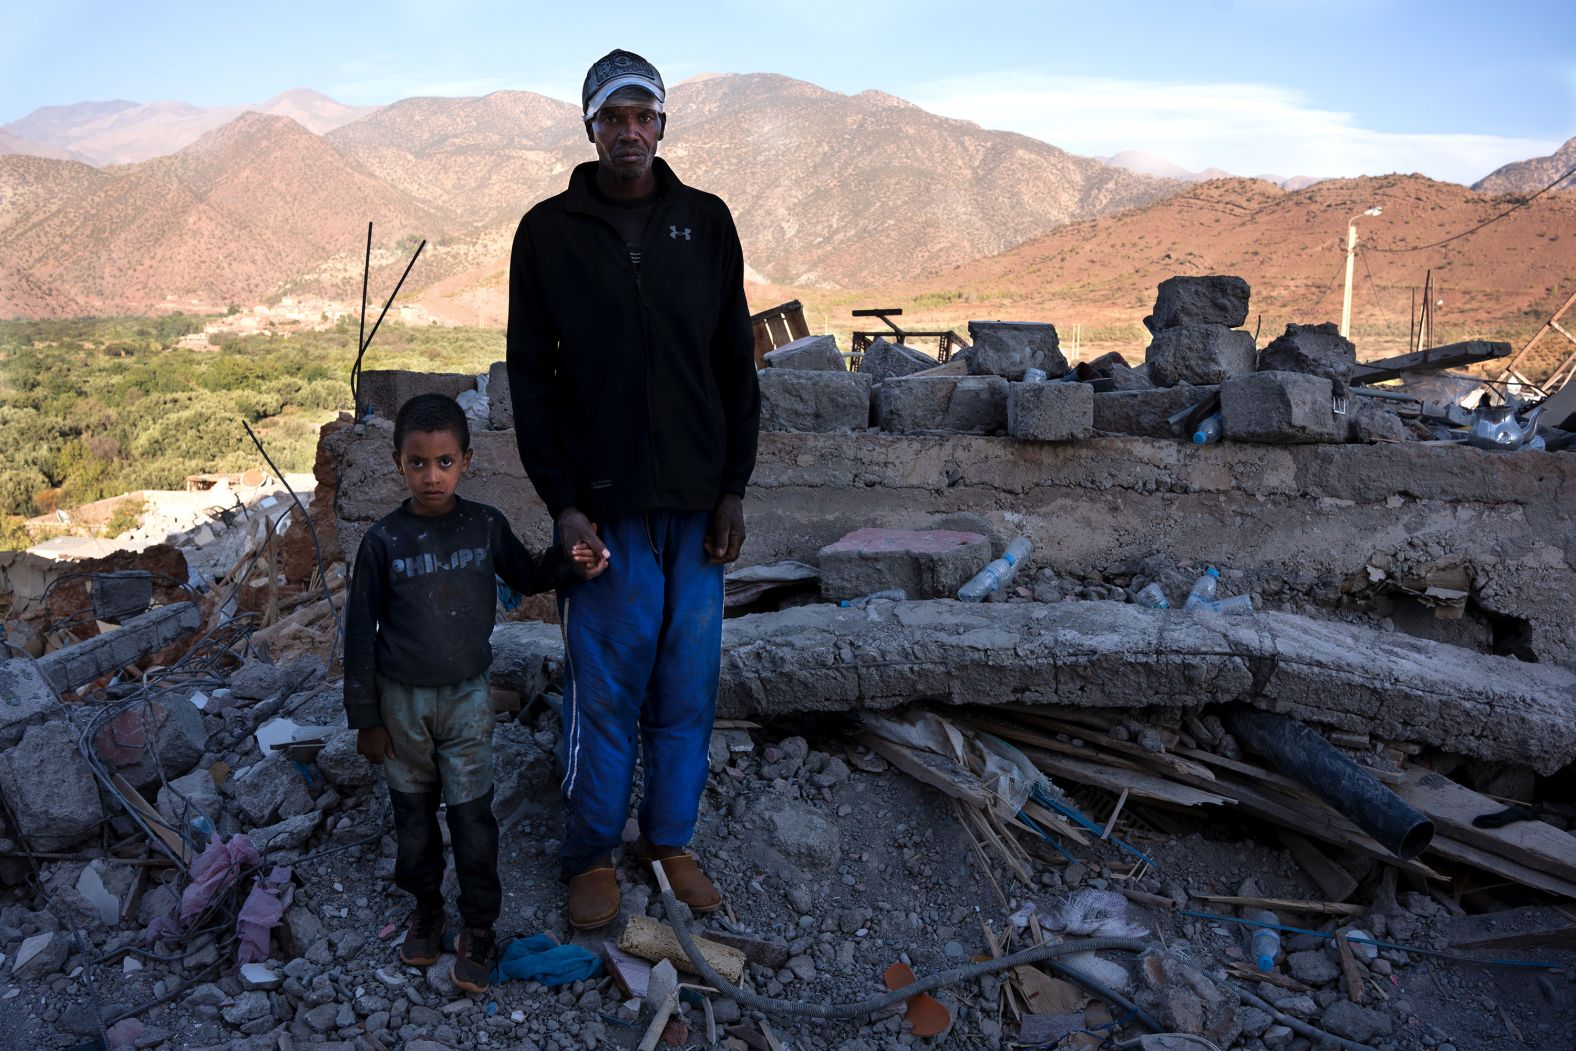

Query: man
(506, 49), (760, 930)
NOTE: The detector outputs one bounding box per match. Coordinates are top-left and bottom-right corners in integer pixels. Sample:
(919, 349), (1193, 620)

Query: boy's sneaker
(399, 905), (446, 967)
(452, 926), (496, 994)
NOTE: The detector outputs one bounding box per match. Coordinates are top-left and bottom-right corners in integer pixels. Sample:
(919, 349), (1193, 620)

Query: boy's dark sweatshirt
(342, 496), (564, 731)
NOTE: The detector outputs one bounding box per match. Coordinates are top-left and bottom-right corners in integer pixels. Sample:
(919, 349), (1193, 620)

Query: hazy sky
(4, 0), (1572, 183)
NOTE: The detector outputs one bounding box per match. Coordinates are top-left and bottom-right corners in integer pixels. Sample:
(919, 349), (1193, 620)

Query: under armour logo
(670, 226), (691, 240)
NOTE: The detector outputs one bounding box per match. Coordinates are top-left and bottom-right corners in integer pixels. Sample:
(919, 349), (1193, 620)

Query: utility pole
(1340, 207), (1382, 339)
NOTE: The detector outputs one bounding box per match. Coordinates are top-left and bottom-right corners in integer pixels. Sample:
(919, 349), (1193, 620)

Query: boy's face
(394, 428), (471, 516)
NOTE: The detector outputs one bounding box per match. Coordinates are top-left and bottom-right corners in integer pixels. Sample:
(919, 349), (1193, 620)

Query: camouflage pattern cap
(582, 49), (665, 120)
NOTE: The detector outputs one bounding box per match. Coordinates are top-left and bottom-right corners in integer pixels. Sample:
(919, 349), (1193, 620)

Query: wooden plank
(1426, 836), (1576, 900)
(618, 915), (745, 984)
(1196, 894), (1364, 917)
(1278, 831), (1360, 902)
(1395, 768), (1576, 884)
(858, 732), (995, 809)
(112, 773), (191, 865)
(1352, 339), (1512, 384)
(1335, 931), (1365, 1004)
(1020, 747), (1234, 807)
(1175, 741), (1401, 789)
(1020, 800), (1092, 846)
(1451, 926), (1576, 952)
(969, 713), (1215, 783)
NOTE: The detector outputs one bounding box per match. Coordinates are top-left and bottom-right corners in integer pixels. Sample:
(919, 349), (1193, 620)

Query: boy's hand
(357, 726), (396, 765)
(558, 508), (610, 581)
(706, 494), (745, 564)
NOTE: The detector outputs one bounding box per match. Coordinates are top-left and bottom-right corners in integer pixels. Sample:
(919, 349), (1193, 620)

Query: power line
(1367, 161), (1576, 254)
(1358, 247), (1396, 334)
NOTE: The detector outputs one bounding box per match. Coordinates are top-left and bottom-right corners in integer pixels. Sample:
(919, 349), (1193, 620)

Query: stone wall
(322, 420), (1576, 669)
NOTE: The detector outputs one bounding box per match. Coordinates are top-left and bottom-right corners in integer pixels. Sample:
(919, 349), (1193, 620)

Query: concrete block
(966, 321), (1068, 380)
(355, 370), (476, 421)
(1259, 323), (1357, 391)
(763, 334), (844, 372)
(874, 376), (1007, 435)
(1093, 386), (1218, 438)
(1145, 325), (1257, 387)
(92, 696), (207, 792)
(0, 657), (59, 749)
(0, 719), (106, 851)
(1221, 371), (1343, 444)
(37, 602), (202, 694)
(487, 361), (512, 430)
(1347, 402), (1408, 444)
(1008, 382), (1094, 442)
(157, 768), (222, 828)
(758, 369), (872, 432)
(90, 571), (153, 622)
(1147, 275), (1251, 332)
(221, 752), (314, 827)
(817, 527), (991, 602)
(858, 338), (936, 383)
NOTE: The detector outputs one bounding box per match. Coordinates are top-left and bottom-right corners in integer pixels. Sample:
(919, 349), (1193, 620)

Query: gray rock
(763, 334), (844, 372)
(1347, 402), (1408, 444)
(1286, 949), (1341, 986)
(1237, 1006), (1273, 1037)
(1008, 381), (1094, 442)
(221, 990), (272, 1025)
(1220, 371), (1343, 444)
(230, 656), (323, 703)
(93, 696), (206, 792)
(250, 811), (323, 853)
(816, 527), (990, 602)
(315, 728), (375, 789)
(874, 375), (1007, 434)
(0, 719), (106, 851)
(304, 1001), (341, 1032)
(487, 361), (513, 431)
(1259, 323), (1357, 393)
(0, 658), (59, 749)
(157, 768), (222, 828)
(1320, 1000), (1394, 1043)
(1093, 385), (1218, 438)
(966, 321), (1067, 380)
(1146, 325), (1257, 387)
(222, 752), (314, 826)
(758, 369), (873, 433)
(858, 338), (936, 383)
(1147, 275), (1251, 332)
(11, 930), (67, 980)
(764, 800), (841, 870)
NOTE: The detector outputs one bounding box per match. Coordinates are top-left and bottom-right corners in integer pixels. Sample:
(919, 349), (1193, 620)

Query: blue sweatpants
(556, 509), (723, 877)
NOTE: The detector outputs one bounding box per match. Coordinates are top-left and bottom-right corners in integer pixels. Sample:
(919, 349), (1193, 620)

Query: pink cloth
(178, 833), (259, 923)
(236, 865), (291, 964)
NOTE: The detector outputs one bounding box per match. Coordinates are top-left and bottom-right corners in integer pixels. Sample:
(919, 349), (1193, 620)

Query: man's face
(590, 103), (662, 183)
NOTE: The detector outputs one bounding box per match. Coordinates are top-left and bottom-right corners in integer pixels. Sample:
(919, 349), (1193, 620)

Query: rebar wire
(348, 227), (427, 415)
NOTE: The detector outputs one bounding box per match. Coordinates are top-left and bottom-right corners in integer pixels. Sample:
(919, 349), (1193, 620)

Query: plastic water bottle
(1135, 583), (1169, 609)
(189, 815), (215, 846)
(958, 538), (1032, 602)
(1192, 412), (1223, 445)
(839, 589), (908, 608)
(1183, 567), (1220, 609)
(1023, 368), (1048, 383)
(1244, 910), (1282, 972)
(1208, 594), (1254, 616)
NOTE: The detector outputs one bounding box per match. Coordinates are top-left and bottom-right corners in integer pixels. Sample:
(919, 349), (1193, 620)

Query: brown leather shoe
(635, 843), (723, 914)
(567, 866), (621, 930)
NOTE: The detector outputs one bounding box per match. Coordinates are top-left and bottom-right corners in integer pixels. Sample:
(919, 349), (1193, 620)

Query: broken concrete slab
(1258, 323), (1357, 393)
(1008, 382), (1094, 442)
(0, 657), (59, 749)
(1093, 386), (1217, 438)
(355, 370), (475, 421)
(966, 321), (1068, 381)
(816, 527), (990, 601)
(758, 369), (872, 433)
(221, 752), (314, 827)
(315, 727), (376, 790)
(487, 361), (512, 431)
(230, 655), (324, 703)
(157, 768), (223, 829)
(874, 375), (1007, 434)
(1146, 325), (1257, 387)
(250, 811), (322, 853)
(36, 601), (202, 694)
(763, 334), (844, 372)
(1221, 371), (1343, 444)
(857, 338), (936, 383)
(1147, 275), (1251, 332)
(1347, 402), (1408, 444)
(493, 600), (1576, 773)
(0, 719), (106, 851)
(93, 696), (206, 792)
(11, 931), (67, 980)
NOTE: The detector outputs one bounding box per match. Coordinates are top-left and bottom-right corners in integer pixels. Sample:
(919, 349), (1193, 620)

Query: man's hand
(357, 726), (396, 765)
(705, 494), (745, 564)
(559, 508), (610, 580)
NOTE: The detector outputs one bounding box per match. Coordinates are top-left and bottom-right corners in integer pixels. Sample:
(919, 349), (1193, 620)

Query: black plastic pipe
(1227, 705), (1434, 860)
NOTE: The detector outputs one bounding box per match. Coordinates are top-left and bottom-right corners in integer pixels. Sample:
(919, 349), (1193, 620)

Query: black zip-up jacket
(506, 158), (760, 523)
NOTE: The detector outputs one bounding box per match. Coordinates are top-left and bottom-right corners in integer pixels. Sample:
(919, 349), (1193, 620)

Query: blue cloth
(491, 933), (603, 987)
(556, 509), (723, 876)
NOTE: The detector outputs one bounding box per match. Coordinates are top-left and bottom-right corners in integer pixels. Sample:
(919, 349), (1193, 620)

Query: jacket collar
(564, 157), (683, 215)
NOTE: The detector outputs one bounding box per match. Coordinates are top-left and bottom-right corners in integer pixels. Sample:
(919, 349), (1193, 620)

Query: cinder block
(763, 334), (845, 372)
(356, 370), (476, 421)
(1221, 371), (1343, 444)
(966, 321), (1067, 380)
(874, 376), (1007, 434)
(858, 337), (936, 383)
(1147, 275), (1251, 332)
(487, 362), (513, 430)
(1259, 323), (1357, 391)
(817, 527), (991, 601)
(758, 369), (872, 432)
(1145, 325), (1257, 387)
(1093, 386), (1218, 438)
(90, 570), (152, 622)
(1008, 382), (1094, 442)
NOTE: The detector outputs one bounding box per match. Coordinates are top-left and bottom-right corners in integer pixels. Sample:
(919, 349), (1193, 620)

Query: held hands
(559, 508), (610, 581)
(357, 726), (396, 765)
(706, 494), (745, 564)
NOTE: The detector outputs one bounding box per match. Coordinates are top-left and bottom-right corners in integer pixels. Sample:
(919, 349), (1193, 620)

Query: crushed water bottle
(1206, 594), (1254, 615)
(1244, 909), (1282, 972)
(958, 537), (1032, 602)
(1192, 412), (1223, 445)
(1135, 582), (1170, 609)
(1183, 567), (1220, 609)
(839, 589), (908, 609)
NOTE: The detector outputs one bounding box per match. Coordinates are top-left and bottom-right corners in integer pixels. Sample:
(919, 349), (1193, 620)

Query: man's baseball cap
(582, 49), (665, 120)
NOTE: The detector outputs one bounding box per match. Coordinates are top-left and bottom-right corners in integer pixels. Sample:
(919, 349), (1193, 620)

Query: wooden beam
(1352, 339), (1512, 384)
(1394, 768), (1576, 885)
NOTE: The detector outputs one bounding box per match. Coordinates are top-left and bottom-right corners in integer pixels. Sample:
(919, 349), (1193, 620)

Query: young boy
(342, 393), (600, 994)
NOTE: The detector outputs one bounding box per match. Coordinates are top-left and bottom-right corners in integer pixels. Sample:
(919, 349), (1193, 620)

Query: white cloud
(909, 72), (1562, 184)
